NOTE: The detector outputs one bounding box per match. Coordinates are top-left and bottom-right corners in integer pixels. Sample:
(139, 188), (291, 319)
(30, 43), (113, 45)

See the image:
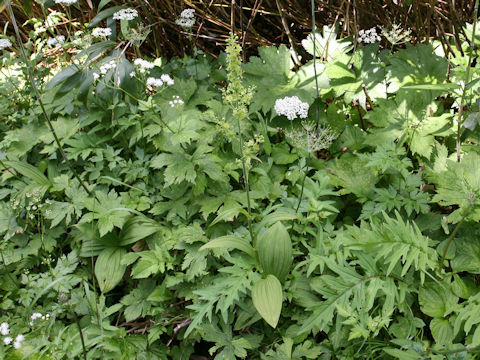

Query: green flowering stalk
(222, 33), (256, 243)
(222, 34), (254, 120)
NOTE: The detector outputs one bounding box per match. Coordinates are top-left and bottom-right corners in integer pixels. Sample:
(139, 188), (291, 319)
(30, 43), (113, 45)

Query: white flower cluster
(134, 58), (155, 73)
(54, 0), (77, 5)
(0, 39), (12, 50)
(13, 334), (24, 349)
(93, 60), (117, 80)
(47, 35), (65, 47)
(358, 28), (381, 44)
(113, 8), (138, 21)
(169, 95), (184, 107)
(0, 323), (24, 349)
(29, 312), (50, 326)
(147, 74), (173, 87)
(0, 322), (9, 336)
(176, 8), (195, 28)
(92, 28), (112, 38)
(274, 96), (309, 120)
(146, 74), (174, 88)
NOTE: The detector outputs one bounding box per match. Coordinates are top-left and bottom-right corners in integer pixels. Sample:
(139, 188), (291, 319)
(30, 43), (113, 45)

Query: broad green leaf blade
(252, 275), (283, 328)
(257, 222), (293, 281)
(118, 215), (161, 246)
(430, 318), (454, 345)
(200, 236), (255, 258)
(95, 247), (126, 293)
(45, 65), (80, 91)
(3, 160), (52, 186)
(88, 6), (126, 28)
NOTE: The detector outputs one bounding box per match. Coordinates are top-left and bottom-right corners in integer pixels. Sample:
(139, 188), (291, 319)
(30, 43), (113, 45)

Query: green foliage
(2, 7), (480, 359)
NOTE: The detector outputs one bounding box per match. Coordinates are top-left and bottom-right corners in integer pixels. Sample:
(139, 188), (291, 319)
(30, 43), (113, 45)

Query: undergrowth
(1, 1), (480, 359)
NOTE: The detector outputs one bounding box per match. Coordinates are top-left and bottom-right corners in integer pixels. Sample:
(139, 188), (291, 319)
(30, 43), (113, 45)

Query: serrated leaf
(200, 235), (255, 258)
(430, 318), (454, 345)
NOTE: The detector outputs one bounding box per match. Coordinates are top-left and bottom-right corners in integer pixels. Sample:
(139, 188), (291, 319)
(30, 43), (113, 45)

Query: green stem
(5, 0), (92, 196)
(69, 309), (87, 360)
(236, 117), (254, 245)
(456, 0), (479, 162)
(310, 0), (321, 131)
(295, 169), (307, 213)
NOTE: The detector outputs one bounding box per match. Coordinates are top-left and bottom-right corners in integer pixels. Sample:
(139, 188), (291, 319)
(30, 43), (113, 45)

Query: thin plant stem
(295, 170), (307, 213)
(311, 0), (321, 132)
(275, 0), (301, 66)
(236, 117), (255, 245)
(69, 309), (87, 360)
(456, 0), (479, 162)
(5, 0), (92, 196)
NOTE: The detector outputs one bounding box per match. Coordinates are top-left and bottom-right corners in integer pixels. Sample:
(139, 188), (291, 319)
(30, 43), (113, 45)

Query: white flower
(180, 9), (195, 18)
(129, 71), (136, 78)
(92, 28), (112, 38)
(176, 18), (195, 28)
(93, 72), (100, 81)
(358, 28), (381, 44)
(0, 322), (9, 336)
(3, 337), (12, 345)
(134, 58), (155, 73)
(54, 0), (77, 5)
(0, 39), (12, 50)
(169, 95), (184, 107)
(99, 60), (117, 75)
(146, 77), (163, 87)
(176, 8), (195, 28)
(160, 74), (174, 86)
(113, 8), (138, 21)
(13, 334), (24, 349)
(47, 35), (65, 47)
(274, 96), (309, 120)
(31, 312), (42, 321)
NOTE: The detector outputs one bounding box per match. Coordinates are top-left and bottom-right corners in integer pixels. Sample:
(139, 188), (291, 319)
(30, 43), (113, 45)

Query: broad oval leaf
(3, 160), (52, 186)
(257, 221), (293, 281)
(95, 247), (126, 293)
(118, 216), (161, 246)
(200, 235), (255, 258)
(252, 275), (283, 328)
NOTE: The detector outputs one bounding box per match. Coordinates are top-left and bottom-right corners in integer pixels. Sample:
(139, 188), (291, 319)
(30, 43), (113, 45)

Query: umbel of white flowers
(113, 8), (139, 21)
(0, 39), (12, 50)
(54, 0), (77, 5)
(176, 8), (195, 28)
(92, 28), (112, 38)
(134, 58), (155, 73)
(358, 28), (381, 44)
(274, 96), (309, 120)
(146, 74), (174, 88)
(47, 35), (65, 47)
